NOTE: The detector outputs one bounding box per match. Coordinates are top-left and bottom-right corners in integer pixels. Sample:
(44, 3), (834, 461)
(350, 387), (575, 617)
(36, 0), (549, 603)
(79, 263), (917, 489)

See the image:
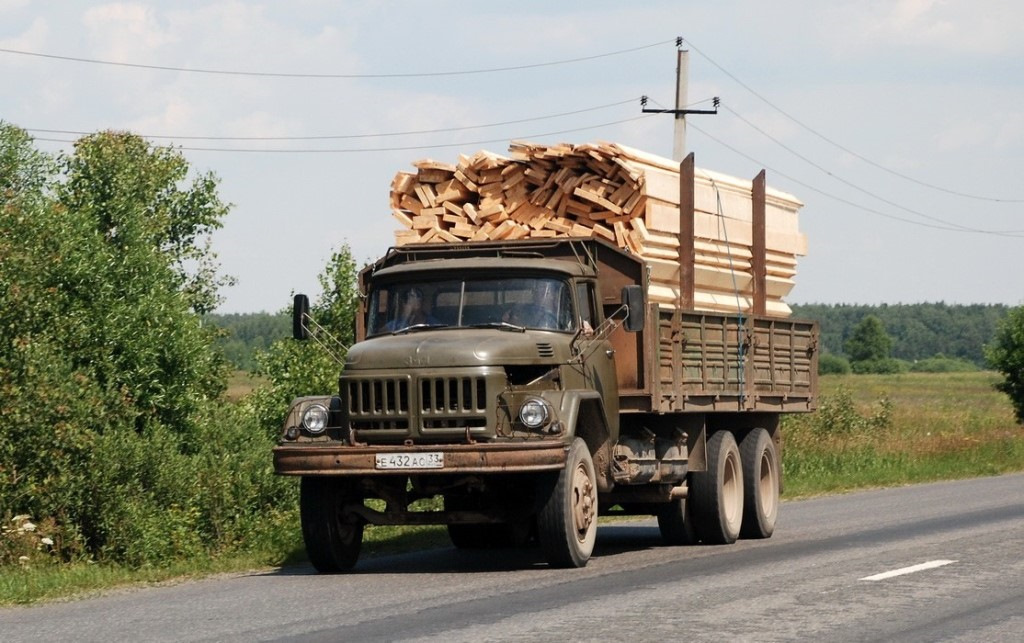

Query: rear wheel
(300, 477), (364, 573)
(657, 496), (698, 546)
(739, 428), (780, 539)
(537, 438), (598, 568)
(689, 431), (744, 544)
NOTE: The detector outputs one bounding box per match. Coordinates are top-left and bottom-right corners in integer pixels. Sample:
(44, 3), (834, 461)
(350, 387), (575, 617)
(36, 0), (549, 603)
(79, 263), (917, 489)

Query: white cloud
(62, 1), (361, 147)
(125, 96), (199, 135)
(221, 110), (297, 140)
(0, 0), (29, 12)
(934, 119), (991, 152)
(82, 3), (177, 59)
(933, 110), (1024, 152)
(830, 0), (1024, 56)
(993, 112), (1024, 149)
(0, 16), (48, 50)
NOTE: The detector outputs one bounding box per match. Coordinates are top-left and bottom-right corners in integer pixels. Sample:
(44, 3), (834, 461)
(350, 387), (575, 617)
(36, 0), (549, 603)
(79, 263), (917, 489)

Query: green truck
(273, 237), (818, 571)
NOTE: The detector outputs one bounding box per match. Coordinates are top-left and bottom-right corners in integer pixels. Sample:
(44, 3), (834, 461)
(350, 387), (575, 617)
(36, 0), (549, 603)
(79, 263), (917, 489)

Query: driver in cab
(384, 287), (438, 331)
(503, 281), (567, 330)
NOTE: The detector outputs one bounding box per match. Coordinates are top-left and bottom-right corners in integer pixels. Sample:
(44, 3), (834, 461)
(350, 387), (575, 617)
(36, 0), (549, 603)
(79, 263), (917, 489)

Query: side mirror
(621, 285), (645, 333)
(293, 294), (310, 340)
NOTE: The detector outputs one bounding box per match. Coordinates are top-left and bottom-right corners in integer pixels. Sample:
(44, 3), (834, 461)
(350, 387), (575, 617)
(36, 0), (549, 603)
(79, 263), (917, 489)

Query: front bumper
(273, 441), (568, 476)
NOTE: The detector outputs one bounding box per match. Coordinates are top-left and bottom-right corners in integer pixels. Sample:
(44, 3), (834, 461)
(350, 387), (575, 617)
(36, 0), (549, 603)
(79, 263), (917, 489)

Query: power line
(0, 39), (674, 79)
(687, 121), (1024, 238)
(24, 97), (641, 141)
(681, 37), (1024, 204)
(717, 102), (1024, 234)
(33, 113), (659, 153)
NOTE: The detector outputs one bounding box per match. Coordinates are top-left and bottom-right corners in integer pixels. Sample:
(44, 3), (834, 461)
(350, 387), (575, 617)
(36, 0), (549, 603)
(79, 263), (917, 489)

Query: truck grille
(345, 377), (411, 431)
(420, 376), (488, 431)
(342, 372), (495, 438)
(420, 377), (487, 412)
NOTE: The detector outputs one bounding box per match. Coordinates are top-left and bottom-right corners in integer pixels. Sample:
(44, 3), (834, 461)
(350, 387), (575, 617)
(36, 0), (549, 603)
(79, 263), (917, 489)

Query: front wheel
(537, 438), (598, 568)
(300, 477), (364, 573)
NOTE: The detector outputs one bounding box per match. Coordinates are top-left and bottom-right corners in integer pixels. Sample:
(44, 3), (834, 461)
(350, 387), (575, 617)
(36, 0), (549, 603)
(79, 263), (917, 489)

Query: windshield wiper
(468, 321), (526, 333)
(392, 323), (449, 335)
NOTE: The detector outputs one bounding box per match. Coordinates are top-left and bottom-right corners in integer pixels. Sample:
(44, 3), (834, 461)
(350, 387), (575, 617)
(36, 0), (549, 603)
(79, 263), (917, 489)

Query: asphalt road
(3, 473), (1023, 642)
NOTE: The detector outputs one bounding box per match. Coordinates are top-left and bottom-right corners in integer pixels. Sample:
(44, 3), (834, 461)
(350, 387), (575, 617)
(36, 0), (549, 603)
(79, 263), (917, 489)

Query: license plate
(375, 452), (444, 470)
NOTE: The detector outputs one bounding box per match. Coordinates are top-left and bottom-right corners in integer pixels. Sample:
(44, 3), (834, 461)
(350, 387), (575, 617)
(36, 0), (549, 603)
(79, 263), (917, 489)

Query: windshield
(368, 276), (575, 336)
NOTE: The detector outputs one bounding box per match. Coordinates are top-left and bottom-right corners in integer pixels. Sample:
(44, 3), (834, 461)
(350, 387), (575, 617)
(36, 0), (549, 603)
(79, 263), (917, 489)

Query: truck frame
(273, 236), (818, 571)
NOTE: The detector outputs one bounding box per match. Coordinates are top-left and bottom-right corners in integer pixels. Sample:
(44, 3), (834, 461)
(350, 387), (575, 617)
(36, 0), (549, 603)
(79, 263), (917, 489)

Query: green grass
(0, 523), (451, 606)
(0, 553), (288, 606)
(3, 371), (1022, 605)
(782, 372), (1024, 497)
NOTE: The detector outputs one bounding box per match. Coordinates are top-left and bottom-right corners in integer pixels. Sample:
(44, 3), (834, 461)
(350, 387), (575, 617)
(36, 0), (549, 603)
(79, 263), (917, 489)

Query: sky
(2, 0), (1022, 313)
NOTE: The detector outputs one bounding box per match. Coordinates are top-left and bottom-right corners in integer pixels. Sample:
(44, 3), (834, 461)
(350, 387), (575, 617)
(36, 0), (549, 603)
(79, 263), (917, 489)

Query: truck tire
(739, 428), (780, 539)
(300, 477), (364, 573)
(537, 437), (598, 568)
(689, 430), (744, 545)
(657, 497), (698, 546)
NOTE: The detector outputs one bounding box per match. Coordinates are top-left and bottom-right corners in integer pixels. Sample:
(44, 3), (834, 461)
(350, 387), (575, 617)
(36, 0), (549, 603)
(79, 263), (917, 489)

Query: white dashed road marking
(860, 559), (958, 581)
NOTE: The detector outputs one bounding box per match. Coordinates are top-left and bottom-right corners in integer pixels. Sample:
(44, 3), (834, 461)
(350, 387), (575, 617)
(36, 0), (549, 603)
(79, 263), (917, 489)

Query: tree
(59, 130), (233, 315)
(0, 124), (258, 564)
(986, 306), (1024, 423)
(844, 315), (893, 362)
(245, 245), (361, 435)
(844, 315), (908, 374)
(53, 131), (233, 435)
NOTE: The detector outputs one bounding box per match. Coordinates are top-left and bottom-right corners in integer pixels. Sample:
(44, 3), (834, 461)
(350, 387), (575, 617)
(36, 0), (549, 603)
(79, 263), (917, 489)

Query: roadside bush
(785, 387), (892, 442)
(819, 353), (851, 374)
(0, 124), (296, 568)
(80, 405), (293, 566)
(816, 388), (892, 437)
(910, 355), (979, 373)
(0, 516), (60, 568)
(986, 305), (1024, 423)
(850, 357), (910, 374)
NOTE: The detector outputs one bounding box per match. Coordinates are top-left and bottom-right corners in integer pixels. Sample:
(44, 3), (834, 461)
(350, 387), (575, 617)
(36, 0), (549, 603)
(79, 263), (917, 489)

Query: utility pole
(642, 38), (718, 161)
(674, 48), (690, 162)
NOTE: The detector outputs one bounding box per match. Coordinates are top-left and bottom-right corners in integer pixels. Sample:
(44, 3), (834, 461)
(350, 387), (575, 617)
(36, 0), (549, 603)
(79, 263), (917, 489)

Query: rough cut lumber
(387, 140), (807, 317)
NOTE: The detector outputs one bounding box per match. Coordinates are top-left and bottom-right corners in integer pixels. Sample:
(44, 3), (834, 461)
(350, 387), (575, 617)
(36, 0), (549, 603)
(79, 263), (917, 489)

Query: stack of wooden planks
(390, 141), (805, 317)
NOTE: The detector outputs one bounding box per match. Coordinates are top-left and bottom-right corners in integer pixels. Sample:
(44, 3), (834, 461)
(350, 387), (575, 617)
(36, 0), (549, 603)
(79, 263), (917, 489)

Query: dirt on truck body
(273, 238), (818, 571)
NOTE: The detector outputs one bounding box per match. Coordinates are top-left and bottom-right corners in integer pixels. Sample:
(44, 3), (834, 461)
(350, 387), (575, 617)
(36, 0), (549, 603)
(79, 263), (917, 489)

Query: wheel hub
(572, 463), (596, 538)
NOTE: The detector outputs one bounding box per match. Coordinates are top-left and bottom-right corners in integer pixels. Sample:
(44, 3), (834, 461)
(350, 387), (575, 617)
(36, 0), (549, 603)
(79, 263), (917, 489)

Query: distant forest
(205, 312), (290, 371)
(207, 303), (1012, 371)
(790, 303), (1009, 366)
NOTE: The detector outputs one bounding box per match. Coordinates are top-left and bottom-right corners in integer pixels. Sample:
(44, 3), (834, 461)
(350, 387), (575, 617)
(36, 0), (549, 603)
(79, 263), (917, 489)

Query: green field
(3, 371), (1022, 605)
(224, 370), (267, 401)
(782, 372), (1024, 496)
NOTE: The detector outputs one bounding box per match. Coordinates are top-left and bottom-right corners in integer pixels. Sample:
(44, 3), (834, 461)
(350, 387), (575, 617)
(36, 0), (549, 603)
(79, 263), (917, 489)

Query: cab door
(577, 282), (619, 426)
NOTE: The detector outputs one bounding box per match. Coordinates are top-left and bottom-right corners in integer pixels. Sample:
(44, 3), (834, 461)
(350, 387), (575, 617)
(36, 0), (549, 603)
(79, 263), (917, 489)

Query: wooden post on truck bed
(752, 170), (767, 317)
(678, 153), (696, 311)
(669, 153), (697, 411)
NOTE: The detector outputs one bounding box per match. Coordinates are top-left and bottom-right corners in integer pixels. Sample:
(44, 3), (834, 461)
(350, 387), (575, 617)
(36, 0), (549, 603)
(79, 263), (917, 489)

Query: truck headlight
(519, 398), (550, 429)
(301, 404), (329, 434)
